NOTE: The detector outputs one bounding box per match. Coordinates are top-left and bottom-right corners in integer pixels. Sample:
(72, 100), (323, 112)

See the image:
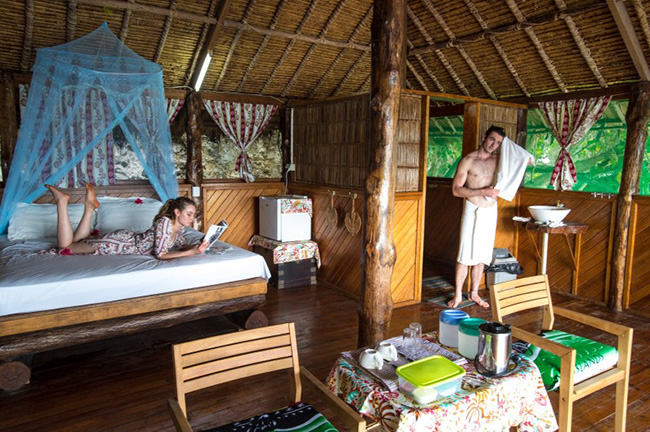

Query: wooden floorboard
(1, 276), (649, 431)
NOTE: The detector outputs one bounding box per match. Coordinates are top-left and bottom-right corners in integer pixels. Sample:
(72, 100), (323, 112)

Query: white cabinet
(259, 196), (311, 242)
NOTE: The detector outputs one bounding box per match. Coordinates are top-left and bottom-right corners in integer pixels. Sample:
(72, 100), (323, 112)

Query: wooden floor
(1, 278), (649, 431)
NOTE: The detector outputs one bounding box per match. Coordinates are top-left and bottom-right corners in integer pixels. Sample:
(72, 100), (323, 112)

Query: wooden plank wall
(627, 196), (650, 312)
(202, 182), (283, 249)
(33, 183), (192, 204)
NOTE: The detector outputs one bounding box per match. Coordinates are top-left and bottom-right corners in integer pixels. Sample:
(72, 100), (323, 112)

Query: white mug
(359, 348), (384, 370)
(376, 341), (398, 362)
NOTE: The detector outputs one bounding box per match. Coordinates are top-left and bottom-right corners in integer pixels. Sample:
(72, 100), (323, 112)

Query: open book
(203, 220), (228, 248)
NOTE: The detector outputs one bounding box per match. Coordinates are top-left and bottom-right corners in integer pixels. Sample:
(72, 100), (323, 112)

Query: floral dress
(86, 217), (188, 258)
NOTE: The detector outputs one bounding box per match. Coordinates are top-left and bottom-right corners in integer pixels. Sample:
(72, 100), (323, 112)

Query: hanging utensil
(345, 193), (361, 236)
(326, 191), (338, 228)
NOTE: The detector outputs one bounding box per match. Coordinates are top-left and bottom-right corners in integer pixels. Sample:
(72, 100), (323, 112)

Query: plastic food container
(396, 355), (466, 405)
(439, 309), (469, 347)
(458, 318), (487, 359)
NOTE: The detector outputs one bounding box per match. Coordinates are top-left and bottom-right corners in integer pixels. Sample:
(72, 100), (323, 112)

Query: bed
(0, 185), (270, 390)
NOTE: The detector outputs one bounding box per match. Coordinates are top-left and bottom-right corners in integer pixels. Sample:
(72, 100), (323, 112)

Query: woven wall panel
(202, 183), (283, 249)
(479, 105), (518, 140)
(293, 96), (369, 190)
(396, 94), (422, 193)
(629, 199), (650, 311)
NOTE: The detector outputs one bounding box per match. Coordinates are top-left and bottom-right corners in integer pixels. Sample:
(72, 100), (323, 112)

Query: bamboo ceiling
(1, 0), (649, 101)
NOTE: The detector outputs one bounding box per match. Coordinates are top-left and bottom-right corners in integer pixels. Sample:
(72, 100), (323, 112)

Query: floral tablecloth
(248, 234), (321, 268)
(327, 335), (558, 432)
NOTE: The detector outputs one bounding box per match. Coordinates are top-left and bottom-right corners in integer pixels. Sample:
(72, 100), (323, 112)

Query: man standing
(447, 125), (505, 309)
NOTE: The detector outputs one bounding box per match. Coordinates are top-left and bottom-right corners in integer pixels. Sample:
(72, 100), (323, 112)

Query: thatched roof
(1, 0), (649, 101)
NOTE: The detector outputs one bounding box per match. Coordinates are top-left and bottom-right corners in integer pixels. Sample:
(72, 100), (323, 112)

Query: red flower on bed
(91, 229), (99, 236)
(134, 198), (143, 204)
(59, 248), (72, 255)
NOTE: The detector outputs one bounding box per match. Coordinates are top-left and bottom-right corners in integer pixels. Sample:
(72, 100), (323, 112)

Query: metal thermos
(476, 322), (512, 375)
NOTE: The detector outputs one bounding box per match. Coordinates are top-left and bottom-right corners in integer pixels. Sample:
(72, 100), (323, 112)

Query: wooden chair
(490, 275), (633, 432)
(168, 322), (365, 432)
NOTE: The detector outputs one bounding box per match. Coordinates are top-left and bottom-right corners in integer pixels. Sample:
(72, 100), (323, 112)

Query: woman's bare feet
(45, 184), (70, 203)
(470, 291), (490, 309)
(84, 182), (100, 209)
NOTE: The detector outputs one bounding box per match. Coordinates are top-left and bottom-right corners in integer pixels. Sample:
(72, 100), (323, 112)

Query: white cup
(376, 341), (398, 362)
(359, 348), (384, 370)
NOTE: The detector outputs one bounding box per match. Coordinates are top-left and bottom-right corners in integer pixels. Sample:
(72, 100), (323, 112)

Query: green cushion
(522, 330), (619, 391)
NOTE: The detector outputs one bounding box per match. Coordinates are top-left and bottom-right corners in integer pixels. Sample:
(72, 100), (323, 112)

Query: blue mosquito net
(0, 23), (178, 233)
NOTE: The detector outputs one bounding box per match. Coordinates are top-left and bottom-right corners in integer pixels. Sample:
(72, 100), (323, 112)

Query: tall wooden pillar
(359, 0), (404, 347)
(185, 91), (204, 229)
(0, 72), (17, 183)
(610, 81), (650, 311)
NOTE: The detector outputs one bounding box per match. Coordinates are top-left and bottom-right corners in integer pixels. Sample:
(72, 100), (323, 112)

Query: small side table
(248, 235), (320, 289)
(514, 220), (588, 289)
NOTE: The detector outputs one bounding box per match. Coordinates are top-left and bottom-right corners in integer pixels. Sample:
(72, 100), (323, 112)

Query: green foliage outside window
(427, 116), (463, 178)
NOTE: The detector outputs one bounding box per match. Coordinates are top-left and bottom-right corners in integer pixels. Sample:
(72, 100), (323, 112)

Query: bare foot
(470, 291), (490, 309)
(84, 182), (100, 209)
(447, 295), (463, 308)
(45, 184), (70, 203)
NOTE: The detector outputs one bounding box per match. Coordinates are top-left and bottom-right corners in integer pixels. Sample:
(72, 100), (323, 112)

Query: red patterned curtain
(165, 98), (184, 124)
(538, 96), (611, 190)
(202, 100), (277, 183)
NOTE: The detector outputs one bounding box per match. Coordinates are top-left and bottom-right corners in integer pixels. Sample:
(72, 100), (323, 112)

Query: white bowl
(528, 205), (571, 223)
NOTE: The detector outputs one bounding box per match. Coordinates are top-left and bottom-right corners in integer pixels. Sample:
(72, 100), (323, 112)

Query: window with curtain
(525, 100), (650, 195)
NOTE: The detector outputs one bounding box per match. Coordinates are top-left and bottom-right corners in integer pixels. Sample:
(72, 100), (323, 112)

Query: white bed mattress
(0, 236), (271, 317)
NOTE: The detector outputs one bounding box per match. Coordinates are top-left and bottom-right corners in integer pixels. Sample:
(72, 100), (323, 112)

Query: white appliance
(259, 195), (312, 242)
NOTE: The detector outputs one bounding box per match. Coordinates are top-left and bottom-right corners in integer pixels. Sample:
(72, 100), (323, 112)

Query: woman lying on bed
(45, 183), (209, 259)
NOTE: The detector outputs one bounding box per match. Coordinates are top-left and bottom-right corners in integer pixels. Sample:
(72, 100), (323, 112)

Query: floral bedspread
(327, 336), (558, 432)
(280, 198), (313, 216)
(248, 235), (321, 268)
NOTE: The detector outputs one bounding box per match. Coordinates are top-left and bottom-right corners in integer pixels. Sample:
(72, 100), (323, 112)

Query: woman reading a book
(45, 183), (209, 259)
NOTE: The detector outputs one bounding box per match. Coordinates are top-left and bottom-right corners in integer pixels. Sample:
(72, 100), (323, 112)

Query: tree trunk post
(185, 91), (204, 230)
(358, 0), (404, 348)
(609, 81), (650, 311)
(0, 72), (17, 183)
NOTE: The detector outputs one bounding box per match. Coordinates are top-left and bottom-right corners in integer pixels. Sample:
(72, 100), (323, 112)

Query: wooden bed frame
(0, 183), (269, 390)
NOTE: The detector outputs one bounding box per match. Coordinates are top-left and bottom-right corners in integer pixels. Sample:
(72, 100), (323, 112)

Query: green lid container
(395, 355), (465, 387)
(459, 318), (487, 337)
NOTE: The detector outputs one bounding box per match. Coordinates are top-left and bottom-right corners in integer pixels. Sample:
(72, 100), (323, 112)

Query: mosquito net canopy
(0, 23), (178, 233)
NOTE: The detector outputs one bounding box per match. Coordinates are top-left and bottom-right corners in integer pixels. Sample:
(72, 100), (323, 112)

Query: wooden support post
(280, 107), (290, 185)
(516, 108), (528, 147)
(359, 0), (404, 348)
(185, 91), (204, 229)
(609, 81), (650, 311)
(0, 72), (17, 183)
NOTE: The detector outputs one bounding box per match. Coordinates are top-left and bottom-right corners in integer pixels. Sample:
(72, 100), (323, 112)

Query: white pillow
(95, 196), (163, 234)
(8, 202), (91, 240)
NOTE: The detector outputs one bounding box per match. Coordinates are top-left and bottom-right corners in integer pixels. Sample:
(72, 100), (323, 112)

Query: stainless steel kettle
(475, 322), (512, 376)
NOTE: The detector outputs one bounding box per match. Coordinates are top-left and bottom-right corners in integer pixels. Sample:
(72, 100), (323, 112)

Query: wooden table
(327, 334), (558, 432)
(514, 220), (588, 280)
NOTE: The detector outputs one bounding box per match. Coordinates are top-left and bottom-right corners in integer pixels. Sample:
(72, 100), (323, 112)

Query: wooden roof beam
(505, 0), (568, 93)
(20, 0), (34, 72)
(184, 0), (219, 87)
(607, 0), (650, 81)
(213, 0), (257, 90)
(408, 40), (445, 92)
(153, 0), (177, 64)
(281, 0), (348, 96)
(407, 6), (469, 96)
(190, 0), (233, 89)
(66, 0), (78, 42)
(463, 0), (530, 97)
(308, 4), (372, 98)
(555, 0), (607, 87)
(118, 0), (134, 42)
(79, 0), (217, 24)
(420, 0), (496, 99)
(333, 52), (368, 96)
(238, 0), (288, 92)
(630, 0), (650, 57)
(407, 61), (429, 91)
(260, 0), (318, 94)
